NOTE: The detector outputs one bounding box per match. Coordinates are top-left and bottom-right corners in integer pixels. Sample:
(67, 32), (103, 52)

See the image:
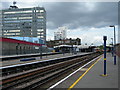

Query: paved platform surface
(73, 53), (118, 88)
(51, 53), (118, 89)
(1, 53), (89, 67)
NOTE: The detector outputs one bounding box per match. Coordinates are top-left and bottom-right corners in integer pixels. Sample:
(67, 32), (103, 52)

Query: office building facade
(1, 6), (46, 42)
(54, 26), (67, 40)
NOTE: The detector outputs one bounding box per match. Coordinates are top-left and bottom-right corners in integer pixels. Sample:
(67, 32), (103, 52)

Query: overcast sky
(1, 0), (119, 45)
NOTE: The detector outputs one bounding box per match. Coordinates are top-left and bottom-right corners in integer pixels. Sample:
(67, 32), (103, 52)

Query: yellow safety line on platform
(104, 58), (106, 60)
(68, 56), (102, 90)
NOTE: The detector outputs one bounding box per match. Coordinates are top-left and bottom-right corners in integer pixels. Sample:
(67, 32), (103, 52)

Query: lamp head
(109, 25), (115, 27)
(103, 36), (107, 40)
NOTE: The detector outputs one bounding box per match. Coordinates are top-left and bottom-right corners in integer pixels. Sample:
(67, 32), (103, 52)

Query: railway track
(1, 52), (102, 90)
(1, 53), (92, 76)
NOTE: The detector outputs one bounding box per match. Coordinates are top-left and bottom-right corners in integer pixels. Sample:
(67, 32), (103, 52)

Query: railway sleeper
(16, 54), (100, 90)
(2, 56), (87, 88)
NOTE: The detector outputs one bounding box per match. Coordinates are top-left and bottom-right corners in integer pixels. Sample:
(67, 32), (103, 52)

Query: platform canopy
(77, 45), (89, 49)
(54, 45), (72, 48)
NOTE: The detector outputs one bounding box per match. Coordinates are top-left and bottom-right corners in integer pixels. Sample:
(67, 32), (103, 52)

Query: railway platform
(1, 52), (90, 67)
(49, 53), (118, 89)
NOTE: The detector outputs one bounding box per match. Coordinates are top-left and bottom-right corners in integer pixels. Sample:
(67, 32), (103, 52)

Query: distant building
(0, 37), (48, 55)
(1, 2), (46, 42)
(54, 26), (67, 40)
(46, 38), (81, 48)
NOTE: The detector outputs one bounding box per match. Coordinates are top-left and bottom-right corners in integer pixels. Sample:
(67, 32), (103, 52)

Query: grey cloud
(45, 2), (118, 29)
(1, 2), (118, 29)
(1, 2), (11, 9)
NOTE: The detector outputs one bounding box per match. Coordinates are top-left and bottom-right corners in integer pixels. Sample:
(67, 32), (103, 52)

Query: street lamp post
(111, 38), (113, 57)
(109, 25), (116, 65)
(70, 38), (73, 55)
(40, 32), (42, 59)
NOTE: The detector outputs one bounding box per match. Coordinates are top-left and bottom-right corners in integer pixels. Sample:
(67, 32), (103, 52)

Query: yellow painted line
(68, 56), (102, 90)
(104, 58), (106, 60)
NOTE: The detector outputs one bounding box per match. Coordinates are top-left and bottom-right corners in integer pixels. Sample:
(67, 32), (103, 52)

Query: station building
(0, 37), (49, 55)
(46, 38), (81, 48)
(1, 4), (46, 42)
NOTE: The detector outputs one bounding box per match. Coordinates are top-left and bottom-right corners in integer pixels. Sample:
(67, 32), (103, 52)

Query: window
(4, 10), (32, 14)
(40, 10), (44, 12)
(36, 10), (44, 13)
(19, 17), (32, 19)
(8, 30), (20, 32)
(4, 33), (15, 35)
(4, 11), (17, 14)
(4, 20), (20, 23)
(20, 20), (32, 22)
(4, 17), (17, 20)
(38, 16), (44, 18)
(22, 11), (32, 13)
(37, 32), (44, 35)
(37, 29), (44, 31)
(15, 33), (20, 35)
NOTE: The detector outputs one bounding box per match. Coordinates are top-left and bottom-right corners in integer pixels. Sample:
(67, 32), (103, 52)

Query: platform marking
(47, 55), (102, 90)
(68, 56), (102, 90)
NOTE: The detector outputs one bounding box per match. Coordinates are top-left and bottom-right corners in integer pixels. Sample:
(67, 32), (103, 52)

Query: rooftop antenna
(9, 1), (18, 9)
(13, 1), (16, 6)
